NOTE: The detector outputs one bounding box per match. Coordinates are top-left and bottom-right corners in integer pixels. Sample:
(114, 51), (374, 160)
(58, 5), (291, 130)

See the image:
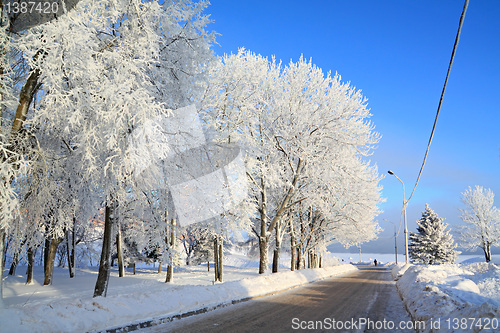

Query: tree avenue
(201, 50), (382, 273)
(0, 0), (383, 303)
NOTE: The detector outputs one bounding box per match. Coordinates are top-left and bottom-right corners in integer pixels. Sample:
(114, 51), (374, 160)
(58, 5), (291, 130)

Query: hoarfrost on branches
(201, 49), (383, 272)
(1, 0), (216, 297)
(459, 186), (500, 262)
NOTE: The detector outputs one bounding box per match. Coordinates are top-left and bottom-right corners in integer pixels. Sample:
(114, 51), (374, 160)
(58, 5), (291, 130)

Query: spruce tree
(409, 204), (459, 264)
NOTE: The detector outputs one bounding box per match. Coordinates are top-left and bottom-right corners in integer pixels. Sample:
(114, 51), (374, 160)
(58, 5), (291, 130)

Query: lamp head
(388, 170), (394, 175)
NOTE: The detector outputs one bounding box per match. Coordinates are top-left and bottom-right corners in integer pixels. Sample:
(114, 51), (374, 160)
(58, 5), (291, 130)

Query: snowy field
(392, 258), (500, 333)
(1, 253), (357, 332)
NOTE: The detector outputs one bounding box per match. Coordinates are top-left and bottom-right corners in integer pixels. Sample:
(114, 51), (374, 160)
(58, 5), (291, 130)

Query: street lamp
(388, 170), (409, 264)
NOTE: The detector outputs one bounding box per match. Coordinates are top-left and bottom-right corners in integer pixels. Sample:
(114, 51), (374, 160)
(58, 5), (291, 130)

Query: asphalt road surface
(141, 265), (416, 332)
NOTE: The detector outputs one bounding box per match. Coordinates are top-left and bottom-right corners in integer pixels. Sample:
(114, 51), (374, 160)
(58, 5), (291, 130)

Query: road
(140, 266), (415, 332)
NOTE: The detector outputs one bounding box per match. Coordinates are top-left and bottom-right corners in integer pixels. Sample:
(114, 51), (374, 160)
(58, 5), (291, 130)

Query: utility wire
(406, 0), (469, 204)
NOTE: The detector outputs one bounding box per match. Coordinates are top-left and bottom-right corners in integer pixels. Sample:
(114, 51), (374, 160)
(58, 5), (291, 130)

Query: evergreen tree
(409, 204), (459, 264)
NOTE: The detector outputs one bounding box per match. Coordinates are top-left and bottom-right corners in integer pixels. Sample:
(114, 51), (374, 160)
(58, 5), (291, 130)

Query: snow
(4, 252), (498, 332)
(392, 258), (500, 332)
(0, 255), (357, 333)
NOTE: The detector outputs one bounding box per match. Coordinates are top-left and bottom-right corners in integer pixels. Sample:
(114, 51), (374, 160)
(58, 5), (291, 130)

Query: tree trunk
(218, 238), (223, 282)
(289, 219), (296, 271)
(71, 228), (76, 273)
(66, 220), (77, 278)
(211, 235), (223, 282)
(10, 68), (41, 135)
(66, 230), (75, 278)
(116, 226), (125, 277)
(158, 261), (162, 274)
(484, 243), (491, 262)
(2, 235), (8, 269)
(43, 238), (50, 274)
(264, 158), (304, 238)
(166, 216), (176, 283)
(258, 175), (269, 274)
(26, 247), (35, 284)
(272, 223), (281, 273)
(8, 249), (19, 276)
(213, 238), (218, 282)
(93, 202), (115, 297)
(272, 248), (280, 273)
(10, 238), (28, 275)
(1, 53), (42, 307)
(44, 236), (63, 285)
(166, 263), (173, 282)
(133, 263), (136, 275)
(259, 158), (305, 275)
(0, 33), (4, 127)
(297, 246), (304, 270)
(207, 260), (210, 272)
(259, 236), (268, 274)
(0, 230), (5, 308)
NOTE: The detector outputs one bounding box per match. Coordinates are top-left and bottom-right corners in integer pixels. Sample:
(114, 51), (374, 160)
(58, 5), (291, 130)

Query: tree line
(0, 0), (383, 304)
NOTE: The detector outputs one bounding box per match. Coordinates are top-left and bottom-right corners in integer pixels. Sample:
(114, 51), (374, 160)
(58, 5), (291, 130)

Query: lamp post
(388, 170), (409, 264)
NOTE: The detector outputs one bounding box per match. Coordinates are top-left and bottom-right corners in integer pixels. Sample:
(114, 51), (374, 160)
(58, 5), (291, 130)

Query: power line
(406, 0), (469, 204)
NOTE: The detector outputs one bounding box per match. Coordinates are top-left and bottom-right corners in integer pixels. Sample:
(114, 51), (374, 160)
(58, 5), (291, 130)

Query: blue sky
(205, 1), (500, 254)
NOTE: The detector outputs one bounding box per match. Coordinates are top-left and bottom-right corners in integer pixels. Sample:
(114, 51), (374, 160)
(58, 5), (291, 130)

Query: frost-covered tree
(7, 0), (215, 296)
(0, 6), (32, 307)
(201, 49), (382, 274)
(200, 50), (275, 273)
(459, 186), (500, 262)
(180, 225), (216, 266)
(409, 204), (459, 265)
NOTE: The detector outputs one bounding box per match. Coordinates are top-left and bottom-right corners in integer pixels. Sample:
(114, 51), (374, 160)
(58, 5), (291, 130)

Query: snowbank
(393, 262), (500, 332)
(0, 264), (357, 333)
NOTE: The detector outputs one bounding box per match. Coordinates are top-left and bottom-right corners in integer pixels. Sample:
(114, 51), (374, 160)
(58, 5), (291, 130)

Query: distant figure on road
(374, 259), (378, 266)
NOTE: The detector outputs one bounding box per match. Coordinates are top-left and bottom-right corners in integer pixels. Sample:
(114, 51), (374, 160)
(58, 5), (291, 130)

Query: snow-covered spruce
(409, 204), (459, 265)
